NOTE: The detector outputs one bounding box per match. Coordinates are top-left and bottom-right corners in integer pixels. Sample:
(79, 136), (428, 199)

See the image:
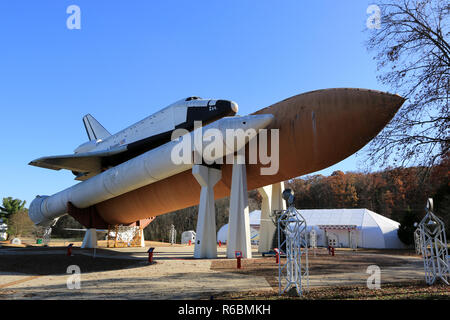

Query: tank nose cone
(389, 93), (406, 112)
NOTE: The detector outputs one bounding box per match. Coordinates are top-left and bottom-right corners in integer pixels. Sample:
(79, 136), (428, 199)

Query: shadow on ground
(0, 247), (149, 275)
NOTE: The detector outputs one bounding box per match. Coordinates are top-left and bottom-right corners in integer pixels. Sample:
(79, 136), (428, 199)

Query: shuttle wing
(29, 146), (127, 177)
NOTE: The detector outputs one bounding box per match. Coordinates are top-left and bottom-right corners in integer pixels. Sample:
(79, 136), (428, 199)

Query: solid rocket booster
(29, 114), (274, 226)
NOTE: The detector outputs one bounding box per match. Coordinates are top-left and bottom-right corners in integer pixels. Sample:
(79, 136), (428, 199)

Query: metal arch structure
(309, 229), (317, 256)
(418, 198), (449, 285)
(277, 205), (309, 296)
(169, 224), (176, 245)
(414, 228), (422, 255)
(107, 225), (142, 247)
(309, 229), (317, 248)
(42, 226), (52, 246)
(117, 225), (140, 243)
(349, 229), (358, 250)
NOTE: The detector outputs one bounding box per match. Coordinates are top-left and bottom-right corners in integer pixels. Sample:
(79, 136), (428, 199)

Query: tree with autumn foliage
(285, 160), (448, 240)
(143, 160), (448, 243)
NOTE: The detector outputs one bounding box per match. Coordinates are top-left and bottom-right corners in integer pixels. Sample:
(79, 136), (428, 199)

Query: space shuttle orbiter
(29, 97), (238, 180)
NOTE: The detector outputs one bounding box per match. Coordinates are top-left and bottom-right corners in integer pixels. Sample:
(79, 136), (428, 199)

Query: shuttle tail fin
(82, 114), (111, 141)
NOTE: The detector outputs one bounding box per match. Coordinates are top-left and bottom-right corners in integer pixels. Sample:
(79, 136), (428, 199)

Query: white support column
(193, 165), (221, 259)
(258, 185), (273, 253)
(226, 161), (252, 259)
(271, 182), (286, 212)
(81, 228), (97, 248)
(139, 229), (145, 247)
(257, 182), (286, 253)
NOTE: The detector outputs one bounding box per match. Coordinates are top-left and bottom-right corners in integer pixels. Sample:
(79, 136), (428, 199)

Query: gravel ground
(0, 243), (436, 300)
(217, 281), (450, 300)
(210, 248), (425, 288)
(0, 242), (272, 299)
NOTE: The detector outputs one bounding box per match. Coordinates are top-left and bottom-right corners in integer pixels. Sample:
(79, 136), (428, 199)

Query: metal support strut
(418, 198), (449, 285)
(277, 189), (309, 296)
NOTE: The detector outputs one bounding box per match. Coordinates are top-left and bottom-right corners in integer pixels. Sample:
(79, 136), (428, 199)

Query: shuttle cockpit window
(185, 97), (202, 101)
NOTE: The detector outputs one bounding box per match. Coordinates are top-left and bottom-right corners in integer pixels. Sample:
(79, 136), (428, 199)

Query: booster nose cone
(218, 114), (274, 132)
(251, 113), (274, 129)
(220, 114), (274, 158)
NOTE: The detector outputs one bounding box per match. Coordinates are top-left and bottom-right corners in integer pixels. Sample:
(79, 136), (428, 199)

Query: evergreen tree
(397, 208), (420, 246)
(0, 197), (27, 223)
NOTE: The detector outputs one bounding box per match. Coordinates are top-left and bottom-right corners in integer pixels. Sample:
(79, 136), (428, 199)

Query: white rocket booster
(29, 114), (274, 226)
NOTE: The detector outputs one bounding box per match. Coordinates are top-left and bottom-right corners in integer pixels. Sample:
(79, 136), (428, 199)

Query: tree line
(2, 157), (447, 245)
(144, 156), (448, 245)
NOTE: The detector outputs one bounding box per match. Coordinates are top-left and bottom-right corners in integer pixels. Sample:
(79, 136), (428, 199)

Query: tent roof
(298, 209), (400, 230)
(249, 210), (261, 225)
(220, 209), (401, 230)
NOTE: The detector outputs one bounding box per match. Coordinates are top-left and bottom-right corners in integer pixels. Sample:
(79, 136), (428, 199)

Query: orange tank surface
(87, 88), (404, 226)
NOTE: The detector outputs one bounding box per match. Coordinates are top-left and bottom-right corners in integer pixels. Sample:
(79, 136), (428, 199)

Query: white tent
(181, 230), (196, 244)
(217, 208), (406, 249)
(299, 209), (406, 249)
(217, 210), (261, 244)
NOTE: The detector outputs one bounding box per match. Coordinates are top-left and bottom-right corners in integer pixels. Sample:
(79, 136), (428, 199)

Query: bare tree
(8, 210), (35, 238)
(366, 0), (449, 169)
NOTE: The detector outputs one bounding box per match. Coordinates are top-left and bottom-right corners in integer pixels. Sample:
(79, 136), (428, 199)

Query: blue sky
(0, 1), (388, 207)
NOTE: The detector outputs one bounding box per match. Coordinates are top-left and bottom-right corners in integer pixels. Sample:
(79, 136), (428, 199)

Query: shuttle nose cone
(216, 100), (239, 116)
(230, 101), (239, 113)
